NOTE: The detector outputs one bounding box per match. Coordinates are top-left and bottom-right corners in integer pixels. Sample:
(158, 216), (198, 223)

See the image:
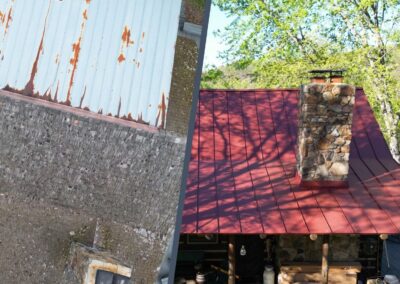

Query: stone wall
(297, 83), (355, 181)
(278, 235), (360, 264)
(0, 90), (186, 283)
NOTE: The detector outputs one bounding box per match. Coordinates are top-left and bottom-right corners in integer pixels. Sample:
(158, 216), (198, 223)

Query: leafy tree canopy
(203, 0), (400, 161)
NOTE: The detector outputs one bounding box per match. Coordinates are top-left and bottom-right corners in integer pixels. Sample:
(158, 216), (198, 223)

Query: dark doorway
(235, 235), (265, 283)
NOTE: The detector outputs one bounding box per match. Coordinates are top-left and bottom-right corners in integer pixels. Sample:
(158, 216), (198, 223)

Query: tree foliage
(203, 0), (400, 161)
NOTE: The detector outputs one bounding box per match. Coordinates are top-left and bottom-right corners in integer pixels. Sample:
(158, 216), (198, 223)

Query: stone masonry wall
(279, 235), (360, 264)
(0, 90), (186, 283)
(297, 83), (355, 181)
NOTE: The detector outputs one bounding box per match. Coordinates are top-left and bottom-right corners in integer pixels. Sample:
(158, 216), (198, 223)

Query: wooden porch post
(321, 236), (329, 284)
(228, 235), (236, 284)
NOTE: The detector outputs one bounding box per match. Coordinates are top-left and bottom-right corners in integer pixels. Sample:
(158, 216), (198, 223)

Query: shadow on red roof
(181, 88), (400, 235)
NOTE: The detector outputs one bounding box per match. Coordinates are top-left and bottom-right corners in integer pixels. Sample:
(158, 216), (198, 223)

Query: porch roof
(181, 88), (400, 235)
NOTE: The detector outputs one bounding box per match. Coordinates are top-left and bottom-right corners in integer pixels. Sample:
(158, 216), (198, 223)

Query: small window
(95, 270), (131, 284)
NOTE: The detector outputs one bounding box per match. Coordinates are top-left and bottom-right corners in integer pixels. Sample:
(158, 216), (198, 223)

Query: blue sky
(203, 4), (230, 70)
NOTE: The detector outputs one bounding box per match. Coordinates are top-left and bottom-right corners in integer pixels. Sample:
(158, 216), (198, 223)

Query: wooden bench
(278, 262), (361, 284)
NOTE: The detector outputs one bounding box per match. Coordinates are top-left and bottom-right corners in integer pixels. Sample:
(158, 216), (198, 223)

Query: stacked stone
(297, 83), (355, 181)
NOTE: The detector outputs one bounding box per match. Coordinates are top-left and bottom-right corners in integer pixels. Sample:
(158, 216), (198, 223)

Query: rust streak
(86, 0), (91, 4)
(5, 7), (12, 31)
(160, 93), (166, 129)
(83, 10), (87, 20)
(121, 26), (133, 47)
(139, 47), (143, 53)
(66, 39), (81, 105)
(43, 87), (51, 101)
(0, 11), (4, 25)
(79, 86), (87, 108)
(116, 97), (121, 117)
(155, 93), (166, 129)
(23, 18), (47, 96)
(53, 81), (59, 102)
(66, 6), (88, 105)
(120, 112), (149, 125)
(123, 114), (134, 121)
(137, 113), (149, 125)
(117, 53), (125, 63)
(23, 2), (51, 96)
(141, 32), (145, 39)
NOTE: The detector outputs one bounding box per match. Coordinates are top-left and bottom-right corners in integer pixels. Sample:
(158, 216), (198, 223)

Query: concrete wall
(166, 36), (198, 136)
(165, 0), (203, 136)
(0, 90), (186, 283)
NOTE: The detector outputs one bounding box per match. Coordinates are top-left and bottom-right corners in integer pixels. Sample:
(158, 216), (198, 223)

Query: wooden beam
(210, 265), (239, 280)
(228, 235), (236, 284)
(321, 236), (329, 284)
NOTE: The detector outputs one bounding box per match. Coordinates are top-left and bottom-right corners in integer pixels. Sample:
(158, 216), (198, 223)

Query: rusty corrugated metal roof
(0, 0), (182, 127)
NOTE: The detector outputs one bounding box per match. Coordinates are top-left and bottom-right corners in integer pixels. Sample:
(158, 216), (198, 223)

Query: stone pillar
(297, 83), (355, 183)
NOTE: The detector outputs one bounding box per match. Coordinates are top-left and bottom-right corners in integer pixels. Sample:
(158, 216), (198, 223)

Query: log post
(321, 236), (329, 284)
(228, 235), (236, 284)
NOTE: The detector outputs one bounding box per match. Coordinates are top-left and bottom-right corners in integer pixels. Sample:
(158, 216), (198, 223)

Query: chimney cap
(308, 69), (346, 77)
(309, 69), (346, 83)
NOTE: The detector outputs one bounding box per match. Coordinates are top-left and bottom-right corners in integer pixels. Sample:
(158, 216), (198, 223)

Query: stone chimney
(297, 70), (355, 185)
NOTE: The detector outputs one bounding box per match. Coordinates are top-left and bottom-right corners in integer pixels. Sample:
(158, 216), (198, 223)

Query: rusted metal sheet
(0, 0), (182, 127)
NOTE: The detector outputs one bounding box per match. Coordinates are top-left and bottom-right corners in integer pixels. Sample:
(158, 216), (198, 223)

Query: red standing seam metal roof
(181, 88), (400, 235)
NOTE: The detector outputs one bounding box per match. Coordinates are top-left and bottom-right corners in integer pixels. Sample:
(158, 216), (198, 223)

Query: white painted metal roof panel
(0, 0), (182, 127)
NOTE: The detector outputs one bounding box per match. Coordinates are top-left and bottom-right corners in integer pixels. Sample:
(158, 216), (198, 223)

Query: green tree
(208, 0), (400, 161)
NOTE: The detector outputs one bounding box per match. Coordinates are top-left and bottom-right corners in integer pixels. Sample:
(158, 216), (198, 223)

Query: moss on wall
(166, 36), (199, 136)
(184, 0), (205, 25)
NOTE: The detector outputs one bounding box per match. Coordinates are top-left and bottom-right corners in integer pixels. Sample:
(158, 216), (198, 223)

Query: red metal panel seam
(351, 95), (400, 210)
(253, 90), (287, 234)
(201, 88), (301, 93)
(196, 94), (201, 233)
(238, 91), (266, 233)
(211, 91), (221, 232)
(265, 90), (309, 233)
(351, 162), (400, 231)
(349, 166), (400, 233)
(212, 91), (241, 233)
(354, 90), (399, 175)
(350, 131), (400, 231)
(254, 90), (290, 232)
(328, 186), (376, 234)
(225, 90), (243, 233)
(268, 90), (310, 232)
(227, 90), (264, 233)
(354, 153), (400, 207)
(196, 91), (219, 232)
(311, 188), (354, 233)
